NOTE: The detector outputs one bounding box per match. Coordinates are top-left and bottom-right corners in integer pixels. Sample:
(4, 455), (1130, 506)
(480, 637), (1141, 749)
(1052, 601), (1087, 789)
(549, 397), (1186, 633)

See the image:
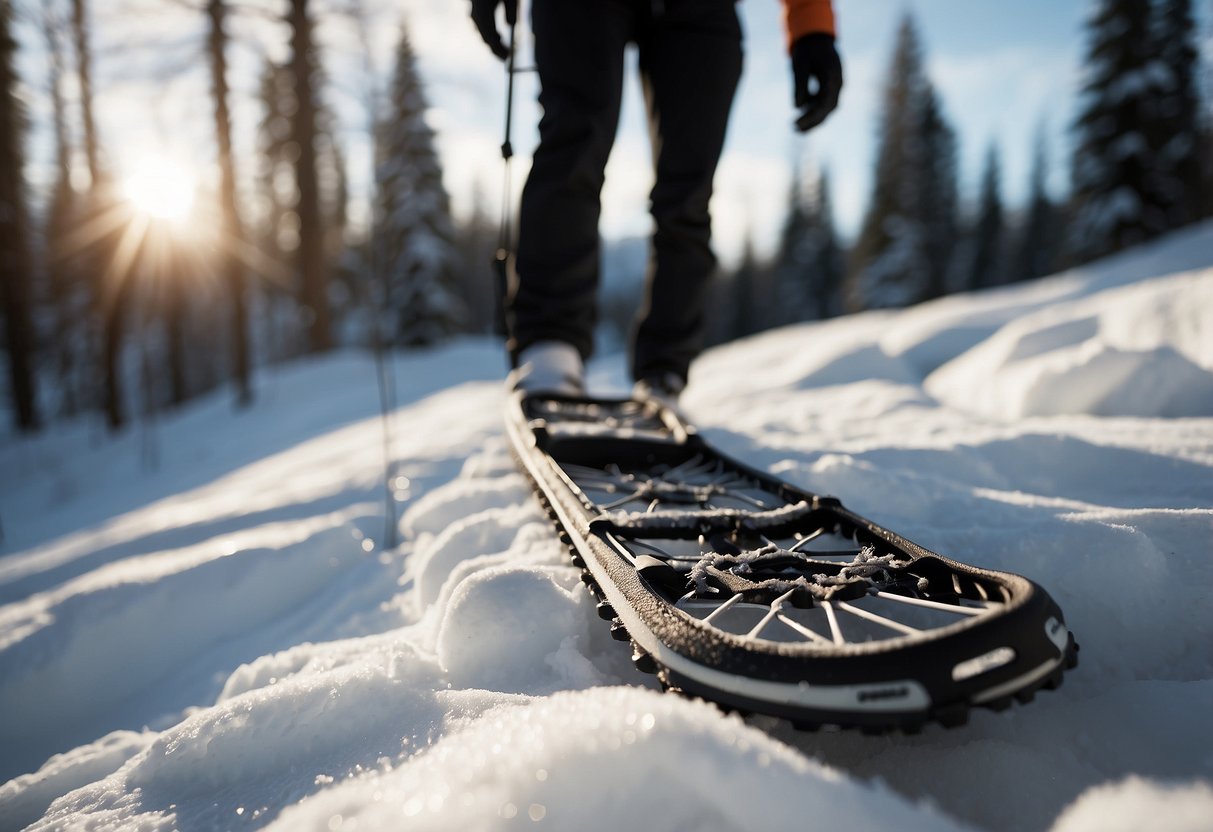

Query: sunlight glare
(123, 157), (196, 223)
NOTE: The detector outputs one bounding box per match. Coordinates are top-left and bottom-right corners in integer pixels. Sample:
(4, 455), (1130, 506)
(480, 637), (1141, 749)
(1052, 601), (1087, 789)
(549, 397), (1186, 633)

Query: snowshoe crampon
(506, 392), (1078, 732)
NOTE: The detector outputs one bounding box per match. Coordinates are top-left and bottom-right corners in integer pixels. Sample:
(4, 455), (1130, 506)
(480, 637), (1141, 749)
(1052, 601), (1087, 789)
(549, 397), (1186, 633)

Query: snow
(925, 269), (1213, 418)
(3, 223), (1213, 831)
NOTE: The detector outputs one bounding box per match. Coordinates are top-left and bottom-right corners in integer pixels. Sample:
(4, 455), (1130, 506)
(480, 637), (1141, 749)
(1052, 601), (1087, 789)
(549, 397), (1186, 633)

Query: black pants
(508, 0), (743, 383)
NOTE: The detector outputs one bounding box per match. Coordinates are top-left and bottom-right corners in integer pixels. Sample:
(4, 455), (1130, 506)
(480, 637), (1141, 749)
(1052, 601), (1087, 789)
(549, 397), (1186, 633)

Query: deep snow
(1, 223), (1211, 832)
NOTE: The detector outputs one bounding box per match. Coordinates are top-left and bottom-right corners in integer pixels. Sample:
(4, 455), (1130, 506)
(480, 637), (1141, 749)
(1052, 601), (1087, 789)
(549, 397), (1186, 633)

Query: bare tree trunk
(71, 0), (99, 187)
(43, 8), (71, 186)
(0, 0), (39, 432)
(207, 0), (252, 404)
(71, 0), (123, 428)
(102, 275), (130, 430)
(42, 2), (81, 416)
(165, 265), (187, 407)
(288, 0), (331, 352)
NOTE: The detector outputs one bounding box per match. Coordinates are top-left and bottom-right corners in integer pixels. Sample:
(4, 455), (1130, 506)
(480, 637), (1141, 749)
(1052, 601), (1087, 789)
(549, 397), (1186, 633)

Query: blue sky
(15, 0), (1212, 267)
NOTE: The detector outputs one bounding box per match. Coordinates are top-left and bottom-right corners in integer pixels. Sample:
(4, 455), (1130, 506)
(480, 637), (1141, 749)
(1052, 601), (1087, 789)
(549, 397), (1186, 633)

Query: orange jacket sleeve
(784, 0), (836, 50)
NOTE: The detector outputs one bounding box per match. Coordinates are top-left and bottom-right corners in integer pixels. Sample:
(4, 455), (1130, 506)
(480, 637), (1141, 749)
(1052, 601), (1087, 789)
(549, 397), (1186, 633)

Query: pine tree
(256, 61), (292, 258)
(451, 178), (499, 335)
(256, 58), (349, 358)
(206, 0), (252, 405)
(41, 0), (88, 416)
(0, 0), (38, 431)
(1151, 0), (1202, 229)
(965, 144), (1006, 289)
(288, 0), (331, 352)
(848, 15), (958, 310)
(1069, 0), (1169, 261)
(1011, 128), (1063, 282)
(917, 85), (959, 299)
(374, 25), (464, 346)
(773, 166), (845, 321)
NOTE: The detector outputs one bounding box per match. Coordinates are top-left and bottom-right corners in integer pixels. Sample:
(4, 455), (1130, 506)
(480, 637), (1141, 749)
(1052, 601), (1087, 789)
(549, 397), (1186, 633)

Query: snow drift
(2, 223), (1211, 831)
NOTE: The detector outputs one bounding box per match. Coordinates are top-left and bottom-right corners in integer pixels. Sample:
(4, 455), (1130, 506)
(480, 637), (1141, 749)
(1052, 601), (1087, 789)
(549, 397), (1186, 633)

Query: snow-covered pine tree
(374, 25), (464, 347)
(1011, 128), (1064, 282)
(255, 60), (306, 361)
(450, 178), (498, 335)
(773, 166), (845, 322)
(0, 0), (38, 431)
(255, 59), (350, 359)
(917, 85), (959, 299)
(1150, 0), (1203, 229)
(848, 15), (957, 310)
(1069, 0), (1170, 262)
(963, 143), (1006, 289)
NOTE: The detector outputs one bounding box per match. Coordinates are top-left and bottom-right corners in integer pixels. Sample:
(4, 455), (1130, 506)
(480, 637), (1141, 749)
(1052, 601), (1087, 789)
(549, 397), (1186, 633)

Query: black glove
(471, 0), (519, 61)
(791, 33), (843, 132)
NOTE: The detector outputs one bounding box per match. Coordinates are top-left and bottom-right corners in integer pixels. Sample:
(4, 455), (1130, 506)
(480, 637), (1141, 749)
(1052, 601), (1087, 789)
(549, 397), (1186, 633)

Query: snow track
(3, 227), (1213, 831)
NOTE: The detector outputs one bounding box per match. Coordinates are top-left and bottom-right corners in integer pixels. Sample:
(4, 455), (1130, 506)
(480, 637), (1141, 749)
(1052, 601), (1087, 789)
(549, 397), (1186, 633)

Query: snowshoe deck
(506, 392), (1078, 731)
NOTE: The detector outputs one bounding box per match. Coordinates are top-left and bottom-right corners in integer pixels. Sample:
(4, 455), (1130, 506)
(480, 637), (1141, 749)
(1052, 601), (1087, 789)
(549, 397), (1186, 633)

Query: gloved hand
(792, 33), (843, 132)
(471, 0), (519, 61)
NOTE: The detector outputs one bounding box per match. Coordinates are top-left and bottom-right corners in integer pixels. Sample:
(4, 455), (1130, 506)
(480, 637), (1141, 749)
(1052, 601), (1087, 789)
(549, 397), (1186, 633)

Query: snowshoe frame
(506, 392), (1079, 732)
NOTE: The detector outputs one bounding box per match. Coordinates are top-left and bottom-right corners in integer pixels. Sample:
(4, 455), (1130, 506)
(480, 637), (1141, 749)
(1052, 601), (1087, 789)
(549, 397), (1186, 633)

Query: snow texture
(2, 224), (1212, 831)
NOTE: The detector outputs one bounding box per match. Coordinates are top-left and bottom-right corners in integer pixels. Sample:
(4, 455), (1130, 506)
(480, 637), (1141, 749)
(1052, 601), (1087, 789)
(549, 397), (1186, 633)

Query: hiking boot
(632, 371), (685, 411)
(508, 341), (585, 397)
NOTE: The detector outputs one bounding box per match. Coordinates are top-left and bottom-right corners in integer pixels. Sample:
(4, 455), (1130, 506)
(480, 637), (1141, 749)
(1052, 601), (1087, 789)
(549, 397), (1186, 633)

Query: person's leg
(508, 0), (634, 366)
(632, 0), (743, 384)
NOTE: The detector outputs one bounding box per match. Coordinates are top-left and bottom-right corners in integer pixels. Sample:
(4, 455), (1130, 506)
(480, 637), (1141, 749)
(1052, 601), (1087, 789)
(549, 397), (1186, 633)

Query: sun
(122, 157), (197, 224)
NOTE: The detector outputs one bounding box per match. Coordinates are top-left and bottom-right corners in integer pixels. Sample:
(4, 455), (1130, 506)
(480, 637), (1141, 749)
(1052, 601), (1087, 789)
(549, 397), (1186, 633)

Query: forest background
(0, 0), (1210, 436)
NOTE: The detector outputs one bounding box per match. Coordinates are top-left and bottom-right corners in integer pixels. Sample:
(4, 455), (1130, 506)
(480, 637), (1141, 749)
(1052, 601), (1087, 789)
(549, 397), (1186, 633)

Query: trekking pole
(348, 0), (398, 551)
(492, 12), (519, 339)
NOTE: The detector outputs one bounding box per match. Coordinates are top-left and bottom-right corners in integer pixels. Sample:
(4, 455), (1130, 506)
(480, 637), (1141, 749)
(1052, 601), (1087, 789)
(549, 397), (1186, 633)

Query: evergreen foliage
(1069, 0), (1171, 260)
(1151, 0), (1203, 229)
(964, 144), (1006, 289)
(728, 235), (762, 340)
(256, 58), (348, 357)
(0, 0), (38, 431)
(848, 15), (958, 310)
(772, 166), (845, 321)
(374, 25), (464, 346)
(917, 86), (959, 297)
(1011, 129), (1064, 282)
(449, 179), (499, 335)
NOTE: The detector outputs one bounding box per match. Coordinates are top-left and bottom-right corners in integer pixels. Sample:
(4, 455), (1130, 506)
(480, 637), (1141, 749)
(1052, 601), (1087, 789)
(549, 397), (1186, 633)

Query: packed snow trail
(2, 223), (1212, 831)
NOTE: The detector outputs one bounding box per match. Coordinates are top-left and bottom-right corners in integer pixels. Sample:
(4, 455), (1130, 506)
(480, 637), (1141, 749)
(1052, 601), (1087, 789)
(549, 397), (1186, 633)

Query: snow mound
(266, 687), (969, 832)
(400, 474), (533, 539)
(0, 515), (371, 782)
(926, 270), (1213, 418)
(881, 221), (1213, 375)
(690, 311), (917, 396)
(25, 648), (466, 831)
(437, 565), (603, 693)
(0, 731), (152, 832)
(410, 503), (546, 610)
(1051, 777), (1213, 832)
